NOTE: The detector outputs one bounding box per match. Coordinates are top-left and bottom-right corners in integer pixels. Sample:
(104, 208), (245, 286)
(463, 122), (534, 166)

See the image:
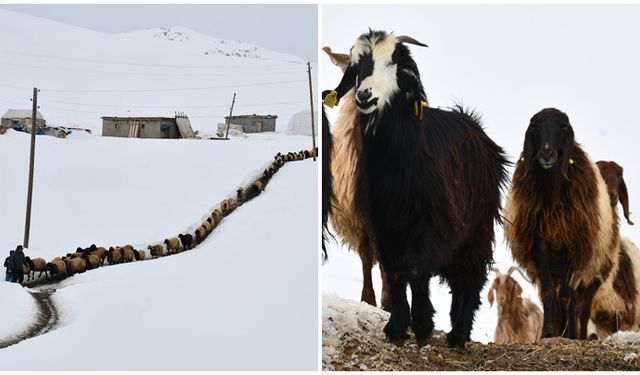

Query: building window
(141, 123), (145, 129)
(115, 123), (120, 129)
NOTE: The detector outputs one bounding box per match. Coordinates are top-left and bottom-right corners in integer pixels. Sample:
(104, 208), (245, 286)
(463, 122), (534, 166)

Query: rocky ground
(323, 294), (640, 371)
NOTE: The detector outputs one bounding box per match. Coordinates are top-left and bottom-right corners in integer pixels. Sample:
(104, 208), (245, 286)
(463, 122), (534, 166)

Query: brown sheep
(133, 249), (146, 261)
(107, 247), (123, 265)
(221, 198), (237, 216)
(47, 258), (67, 279)
(504, 108), (619, 339)
(148, 244), (164, 258)
(597, 160), (634, 225)
(164, 237), (181, 254)
(488, 267), (543, 344)
(65, 257), (86, 276)
(83, 253), (101, 270)
(122, 247), (135, 262)
(90, 246), (108, 265)
(195, 226), (208, 244)
(26, 257), (47, 280)
(323, 45), (390, 310)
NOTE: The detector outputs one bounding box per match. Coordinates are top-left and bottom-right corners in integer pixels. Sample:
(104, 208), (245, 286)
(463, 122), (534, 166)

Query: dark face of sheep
(523, 108), (575, 179)
(330, 30), (427, 116)
(597, 160), (633, 225)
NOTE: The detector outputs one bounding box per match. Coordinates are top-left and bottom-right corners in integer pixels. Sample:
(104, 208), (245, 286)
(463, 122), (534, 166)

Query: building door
(257, 120), (263, 133)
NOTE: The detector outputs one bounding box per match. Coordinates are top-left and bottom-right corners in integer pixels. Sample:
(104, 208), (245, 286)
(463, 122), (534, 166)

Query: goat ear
(560, 127), (575, 180)
(487, 287), (495, 307)
(514, 282), (523, 298)
(323, 63), (358, 108)
(322, 46), (351, 73)
(522, 128), (535, 175)
(619, 175), (634, 225)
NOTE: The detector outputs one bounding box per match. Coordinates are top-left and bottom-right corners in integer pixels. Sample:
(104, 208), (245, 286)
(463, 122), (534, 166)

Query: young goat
(324, 30), (508, 348)
(488, 267), (543, 344)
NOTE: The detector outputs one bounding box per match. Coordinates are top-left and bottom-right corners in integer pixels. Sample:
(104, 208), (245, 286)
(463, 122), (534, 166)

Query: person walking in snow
(3, 250), (12, 282)
(9, 245), (25, 284)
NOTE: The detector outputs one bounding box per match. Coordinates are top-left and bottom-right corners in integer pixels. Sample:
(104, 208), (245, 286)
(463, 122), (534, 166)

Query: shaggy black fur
(321, 106), (334, 261)
(179, 233), (194, 250)
(326, 30), (508, 348)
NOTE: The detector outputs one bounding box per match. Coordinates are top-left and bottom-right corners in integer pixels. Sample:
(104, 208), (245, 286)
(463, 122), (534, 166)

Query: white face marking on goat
(350, 34), (400, 115)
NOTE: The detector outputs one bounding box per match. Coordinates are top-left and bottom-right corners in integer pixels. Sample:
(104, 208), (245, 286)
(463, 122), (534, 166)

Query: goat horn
(397, 35), (429, 48)
(508, 266), (534, 284)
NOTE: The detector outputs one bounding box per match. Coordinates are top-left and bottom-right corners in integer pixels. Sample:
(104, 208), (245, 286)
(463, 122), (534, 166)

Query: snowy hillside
(322, 4), (640, 345)
(0, 131), (317, 370)
(0, 9), (316, 134)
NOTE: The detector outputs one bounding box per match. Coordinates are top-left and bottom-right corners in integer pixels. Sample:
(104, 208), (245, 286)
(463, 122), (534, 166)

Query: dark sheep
(504, 108), (619, 339)
(179, 233), (194, 250)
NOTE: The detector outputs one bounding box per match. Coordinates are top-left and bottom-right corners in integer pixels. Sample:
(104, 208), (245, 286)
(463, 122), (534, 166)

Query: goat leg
(382, 264), (410, 346)
(577, 280), (603, 339)
(408, 265), (434, 347)
(532, 239), (557, 338)
(359, 245), (377, 307)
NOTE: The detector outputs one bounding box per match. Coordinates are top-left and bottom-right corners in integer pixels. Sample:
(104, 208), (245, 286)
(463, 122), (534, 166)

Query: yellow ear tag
(323, 90), (339, 108)
(569, 158), (574, 165)
(414, 100), (428, 119)
(520, 157), (525, 163)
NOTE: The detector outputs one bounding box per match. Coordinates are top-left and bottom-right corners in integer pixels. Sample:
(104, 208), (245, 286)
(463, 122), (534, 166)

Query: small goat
(488, 267), (543, 344)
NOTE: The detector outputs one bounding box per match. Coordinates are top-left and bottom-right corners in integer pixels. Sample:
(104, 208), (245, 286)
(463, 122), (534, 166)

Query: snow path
(0, 150), (313, 352)
(0, 289), (58, 349)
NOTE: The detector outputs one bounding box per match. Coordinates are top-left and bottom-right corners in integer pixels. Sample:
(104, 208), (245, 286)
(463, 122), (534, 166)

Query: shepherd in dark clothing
(9, 245), (25, 284)
(3, 250), (12, 282)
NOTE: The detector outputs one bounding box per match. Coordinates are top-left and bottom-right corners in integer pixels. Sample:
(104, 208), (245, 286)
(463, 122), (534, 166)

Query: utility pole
(307, 62), (316, 161)
(224, 93), (236, 139)
(24, 87), (39, 249)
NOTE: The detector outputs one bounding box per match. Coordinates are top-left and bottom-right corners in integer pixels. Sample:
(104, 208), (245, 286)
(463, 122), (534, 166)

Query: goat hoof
(381, 299), (392, 312)
(416, 337), (430, 347)
(446, 331), (466, 349)
(361, 290), (377, 307)
(384, 321), (409, 345)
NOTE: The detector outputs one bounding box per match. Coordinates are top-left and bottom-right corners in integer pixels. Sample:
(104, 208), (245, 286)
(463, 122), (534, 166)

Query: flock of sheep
(321, 29), (640, 349)
(21, 148), (316, 284)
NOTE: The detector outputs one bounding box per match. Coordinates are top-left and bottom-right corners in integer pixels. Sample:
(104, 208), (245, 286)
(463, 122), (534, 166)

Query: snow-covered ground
(322, 4), (640, 344)
(0, 131), (317, 370)
(0, 9), (315, 134)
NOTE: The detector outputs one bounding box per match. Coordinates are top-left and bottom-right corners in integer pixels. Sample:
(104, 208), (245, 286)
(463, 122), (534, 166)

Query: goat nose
(357, 89), (372, 102)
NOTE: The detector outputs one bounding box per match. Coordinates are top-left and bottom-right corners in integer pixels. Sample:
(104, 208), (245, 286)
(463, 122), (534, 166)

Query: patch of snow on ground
(0, 283), (35, 341)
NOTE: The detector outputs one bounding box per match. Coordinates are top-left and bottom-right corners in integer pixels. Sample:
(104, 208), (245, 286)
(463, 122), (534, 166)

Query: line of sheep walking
(21, 146), (317, 285)
(322, 29), (639, 348)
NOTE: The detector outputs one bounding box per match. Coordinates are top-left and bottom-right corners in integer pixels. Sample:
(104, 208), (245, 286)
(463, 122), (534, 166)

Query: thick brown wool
(504, 146), (618, 289)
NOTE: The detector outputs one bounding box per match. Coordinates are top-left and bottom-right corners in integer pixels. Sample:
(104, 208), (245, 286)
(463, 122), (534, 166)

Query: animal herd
(322, 29), (637, 348)
(21, 147), (316, 284)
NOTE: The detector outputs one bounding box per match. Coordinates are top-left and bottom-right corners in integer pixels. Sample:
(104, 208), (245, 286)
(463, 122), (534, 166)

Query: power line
(42, 79), (307, 93)
(38, 99), (307, 109)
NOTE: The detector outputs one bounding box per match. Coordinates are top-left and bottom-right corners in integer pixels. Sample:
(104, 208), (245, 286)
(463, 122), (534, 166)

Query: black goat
(324, 30), (508, 348)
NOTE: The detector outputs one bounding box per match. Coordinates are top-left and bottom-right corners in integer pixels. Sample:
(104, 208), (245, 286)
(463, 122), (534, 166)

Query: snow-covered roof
(1, 109), (44, 120)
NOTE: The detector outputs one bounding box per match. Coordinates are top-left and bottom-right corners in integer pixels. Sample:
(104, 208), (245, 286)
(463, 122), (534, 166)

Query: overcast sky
(0, 4), (317, 62)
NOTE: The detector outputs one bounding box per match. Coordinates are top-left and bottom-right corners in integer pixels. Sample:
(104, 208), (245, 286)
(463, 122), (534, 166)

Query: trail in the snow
(0, 289), (58, 349)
